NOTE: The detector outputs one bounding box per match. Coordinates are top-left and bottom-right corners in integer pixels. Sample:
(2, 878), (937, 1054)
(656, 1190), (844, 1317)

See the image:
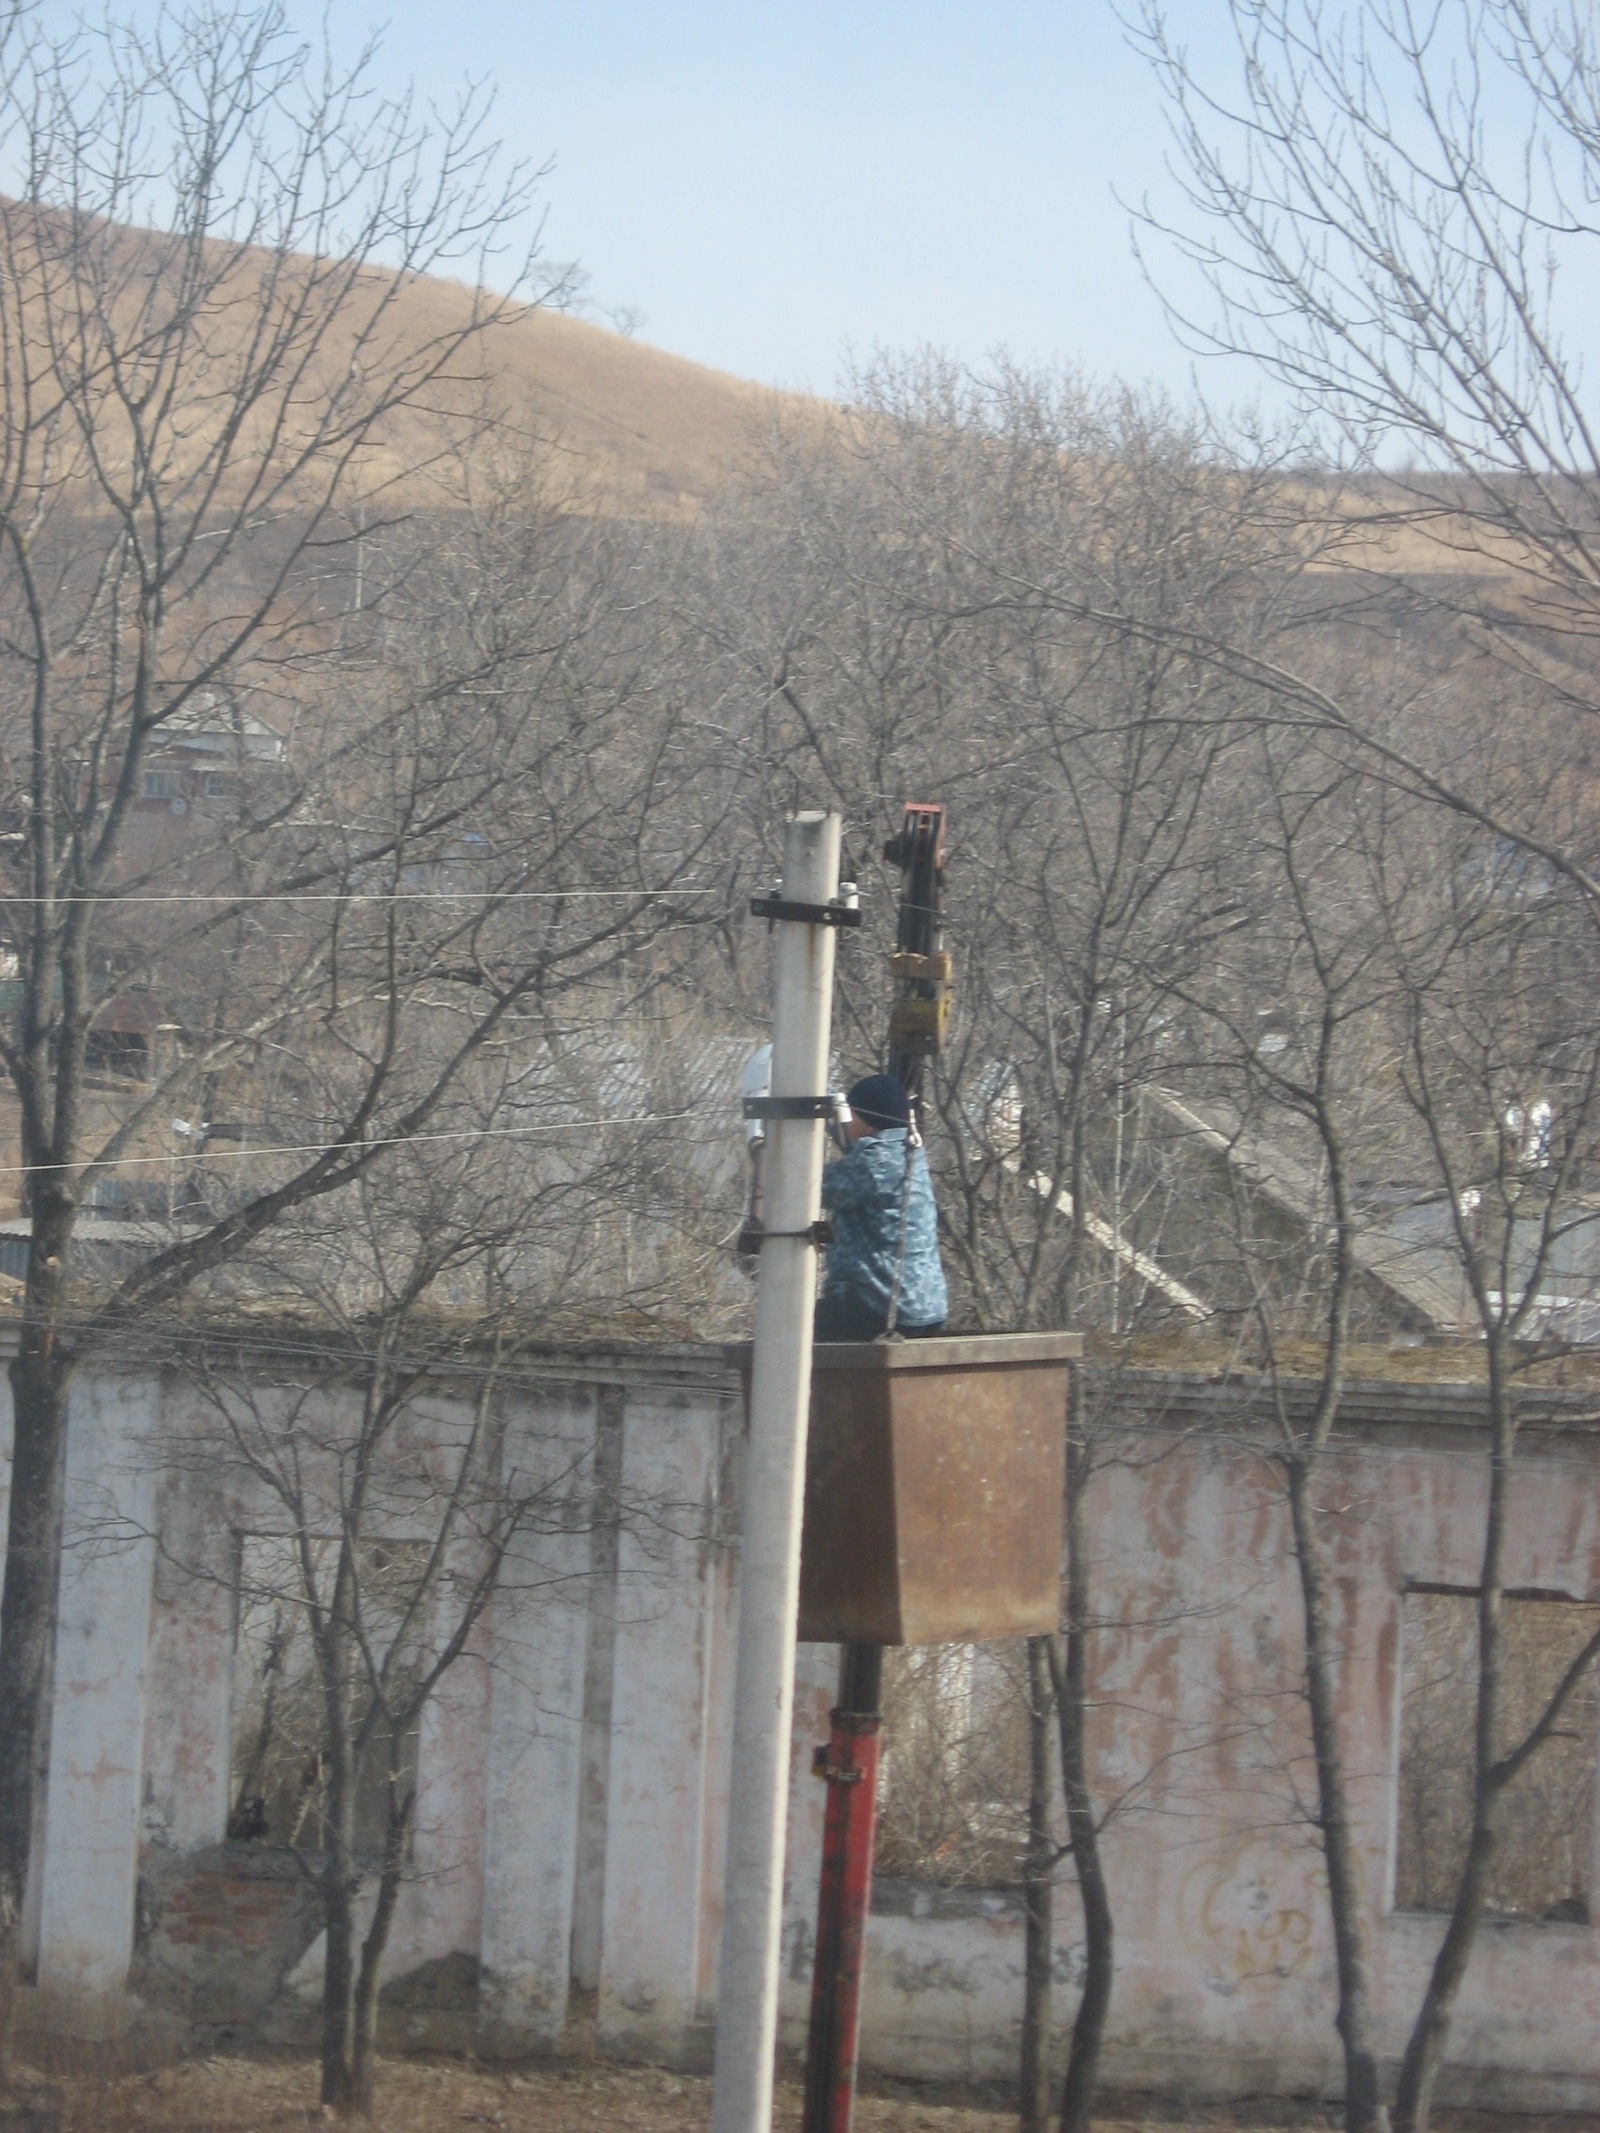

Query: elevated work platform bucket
(729, 1332), (1080, 1646)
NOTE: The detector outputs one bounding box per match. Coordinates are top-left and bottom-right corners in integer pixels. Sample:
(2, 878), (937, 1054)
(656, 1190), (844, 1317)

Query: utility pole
(713, 811), (850, 2133)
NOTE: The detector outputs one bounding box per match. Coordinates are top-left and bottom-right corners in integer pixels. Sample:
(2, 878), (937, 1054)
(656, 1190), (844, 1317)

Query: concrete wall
(8, 1340), (1600, 2110)
(1077, 1375), (1600, 2114)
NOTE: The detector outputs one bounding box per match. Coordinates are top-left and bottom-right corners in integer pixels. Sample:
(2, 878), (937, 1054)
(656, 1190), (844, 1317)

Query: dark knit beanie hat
(846, 1073), (910, 1131)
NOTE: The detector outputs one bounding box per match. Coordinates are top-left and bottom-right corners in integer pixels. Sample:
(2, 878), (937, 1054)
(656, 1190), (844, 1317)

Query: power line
(0, 886), (725, 907)
(0, 1108), (706, 1178)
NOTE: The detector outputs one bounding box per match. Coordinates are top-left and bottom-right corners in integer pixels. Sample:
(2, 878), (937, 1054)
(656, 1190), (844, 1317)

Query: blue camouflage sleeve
(820, 1147), (874, 1212)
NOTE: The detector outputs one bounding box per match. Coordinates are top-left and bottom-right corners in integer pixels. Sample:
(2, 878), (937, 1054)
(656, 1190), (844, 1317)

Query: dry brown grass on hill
(0, 196), (822, 522)
(6, 199), (1579, 569)
(471, 307), (820, 518)
(352, 273), (828, 518)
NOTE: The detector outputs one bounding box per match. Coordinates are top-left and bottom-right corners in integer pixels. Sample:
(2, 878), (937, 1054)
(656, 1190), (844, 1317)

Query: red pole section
(801, 1709), (882, 2133)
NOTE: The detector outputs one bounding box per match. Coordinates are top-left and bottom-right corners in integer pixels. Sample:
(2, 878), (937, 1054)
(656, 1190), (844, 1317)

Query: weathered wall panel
(36, 1373), (160, 2029)
(596, 1386), (723, 2063)
(7, 1341), (1599, 2112)
(475, 1385), (597, 2052)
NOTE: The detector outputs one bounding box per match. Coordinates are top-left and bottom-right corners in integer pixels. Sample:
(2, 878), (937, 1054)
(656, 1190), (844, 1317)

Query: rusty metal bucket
(728, 1332), (1079, 1646)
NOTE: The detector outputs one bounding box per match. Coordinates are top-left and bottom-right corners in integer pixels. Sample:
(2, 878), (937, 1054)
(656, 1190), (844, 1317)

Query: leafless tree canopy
(0, 6), (736, 2093)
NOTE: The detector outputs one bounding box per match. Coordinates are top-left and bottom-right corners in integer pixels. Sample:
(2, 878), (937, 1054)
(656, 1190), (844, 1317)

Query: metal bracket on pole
(750, 894), (863, 929)
(737, 1218), (832, 1253)
(743, 1095), (837, 1122)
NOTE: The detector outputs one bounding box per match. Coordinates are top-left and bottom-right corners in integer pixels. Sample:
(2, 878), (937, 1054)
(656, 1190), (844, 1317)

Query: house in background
(134, 694), (287, 821)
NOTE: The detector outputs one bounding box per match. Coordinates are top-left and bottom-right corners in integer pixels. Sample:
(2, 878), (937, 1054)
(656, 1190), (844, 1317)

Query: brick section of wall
(133, 1844), (324, 2040)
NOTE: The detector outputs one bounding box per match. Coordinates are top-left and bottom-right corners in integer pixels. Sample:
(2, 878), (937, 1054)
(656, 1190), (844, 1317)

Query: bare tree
(1171, 712), (1600, 2132)
(1017, 1634), (1054, 2133)
(172, 1145), (573, 2117)
(1378, 799), (1600, 2127)
(131, 976), (738, 2114)
(0, 4), (730, 2064)
(1106, 0), (1600, 894)
(701, 357), (1302, 2130)
(1110, 12), (1600, 2123)
(1129, 0), (1600, 643)
(713, 339), (1600, 2124)
(1179, 734), (1416, 2133)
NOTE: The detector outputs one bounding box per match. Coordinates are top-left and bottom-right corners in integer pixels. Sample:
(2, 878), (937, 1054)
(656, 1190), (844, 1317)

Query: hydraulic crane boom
(802, 803), (952, 2133)
(883, 804), (950, 1101)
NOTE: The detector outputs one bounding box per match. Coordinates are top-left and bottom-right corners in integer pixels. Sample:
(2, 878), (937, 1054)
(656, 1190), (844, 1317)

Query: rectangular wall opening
(229, 1533), (424, 1855)
(1396, 1587), (1599, 1923)
(875, 1641), (1035, 1887)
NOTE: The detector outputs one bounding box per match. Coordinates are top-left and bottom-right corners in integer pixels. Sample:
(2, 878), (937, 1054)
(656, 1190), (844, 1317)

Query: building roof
(149, 691), (285, 762)
(1144, 1086), (1478, 1335)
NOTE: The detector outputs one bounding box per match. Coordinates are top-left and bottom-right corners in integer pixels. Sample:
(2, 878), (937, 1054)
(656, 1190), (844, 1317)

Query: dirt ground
(0, 2054), (1578, 2133)
(0, 2053), (1365, 2133)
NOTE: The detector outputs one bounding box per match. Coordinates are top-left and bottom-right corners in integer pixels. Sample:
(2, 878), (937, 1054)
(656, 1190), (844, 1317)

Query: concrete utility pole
(712, 810), (844, 2133)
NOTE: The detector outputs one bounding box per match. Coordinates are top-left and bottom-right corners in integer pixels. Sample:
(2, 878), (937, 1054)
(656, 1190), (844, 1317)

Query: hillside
(405, 287), (822, 518)
(470, 304), (814, 517)
(4, 200), (1571, 582)
(0, 197), (820, 521)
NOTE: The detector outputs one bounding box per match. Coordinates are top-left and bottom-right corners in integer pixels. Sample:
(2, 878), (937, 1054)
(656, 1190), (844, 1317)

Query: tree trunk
(1285, 1458), (1390, 2133)
(1051, 1392), (1113, 2133)
(320, 1658), (359, 2113)
(1018, 1635), (1054, 2133)
(349, 1789), (413, 2117)
(1392, 1345), (1514, 2133)
(321, 1841), (358, 2114)
(349, 1894), (389, 2117)
(0, 1265), (74, 2082)
(1391, 1818), (1496, 2133)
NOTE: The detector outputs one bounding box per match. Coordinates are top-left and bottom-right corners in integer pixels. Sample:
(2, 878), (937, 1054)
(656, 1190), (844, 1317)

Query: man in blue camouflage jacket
(814, 1074), (948, 1342)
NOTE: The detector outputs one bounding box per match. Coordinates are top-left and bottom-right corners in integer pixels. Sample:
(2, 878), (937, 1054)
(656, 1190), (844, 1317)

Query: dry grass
(0, 199), (823, 524)
(12, 202), (1562, 568)
(0, 2055), (1029, 2133)
(339, 285), (833, 520)
(0, 2052), (1580, 2132)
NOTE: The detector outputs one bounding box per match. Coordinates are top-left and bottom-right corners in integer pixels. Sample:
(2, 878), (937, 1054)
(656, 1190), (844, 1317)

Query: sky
(26, 0), (1596, 428)
(250, 0), (1240, 404)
